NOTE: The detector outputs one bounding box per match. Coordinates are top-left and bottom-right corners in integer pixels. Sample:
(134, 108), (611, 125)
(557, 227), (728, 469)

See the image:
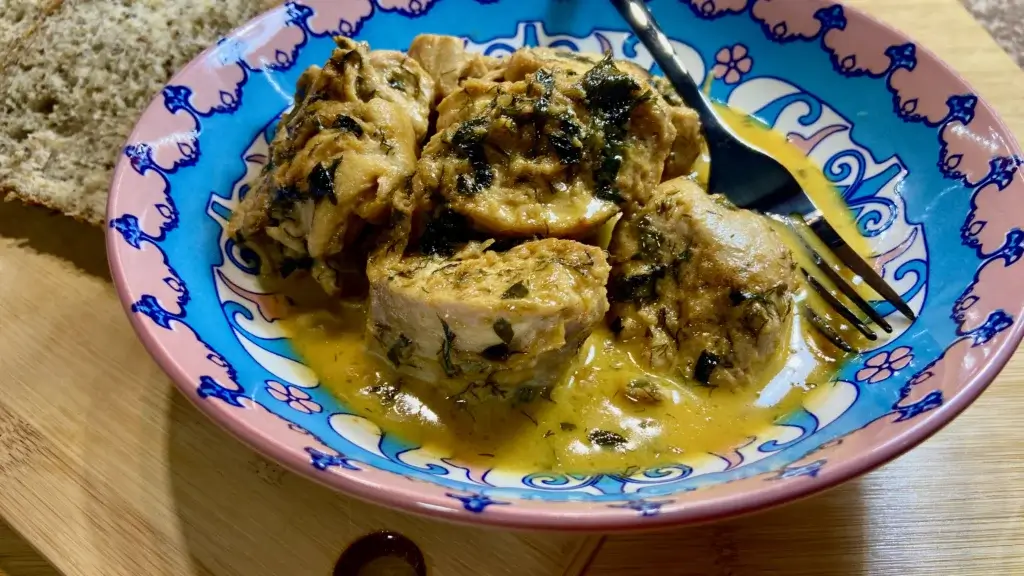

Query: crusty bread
(0, 0), (280, 225)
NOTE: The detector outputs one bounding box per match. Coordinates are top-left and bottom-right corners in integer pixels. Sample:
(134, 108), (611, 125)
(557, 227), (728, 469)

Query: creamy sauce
(276, 105), (859, 474)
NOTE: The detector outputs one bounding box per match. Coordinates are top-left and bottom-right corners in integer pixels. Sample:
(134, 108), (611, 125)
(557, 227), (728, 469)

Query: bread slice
(0, 0), (280, 225)
(0, 0), (63, 74)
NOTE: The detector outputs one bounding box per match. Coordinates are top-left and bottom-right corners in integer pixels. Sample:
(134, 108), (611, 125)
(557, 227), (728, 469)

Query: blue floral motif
(894, 390), (943, 422)
(163, 85), (194, 115)
(131, 294), (179, 329)
(446, 493), (510, 513)
(814, 5), (847, 32)
(608, 498), (673, 517)
(885, 43), (917, 71)
(946, 94), (978, 124)
(307, 447), (360, 471)
(968, 310), (1014, 346)
(196, 375), (247, 407)
(772, 459), (826, 480)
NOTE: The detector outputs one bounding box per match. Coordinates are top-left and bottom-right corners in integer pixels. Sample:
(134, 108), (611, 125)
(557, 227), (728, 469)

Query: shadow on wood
(165, 391), (594, 576)
(0, 198), (108, 280)
(0, 517), (61, 576)
(590, 482), (867, 575)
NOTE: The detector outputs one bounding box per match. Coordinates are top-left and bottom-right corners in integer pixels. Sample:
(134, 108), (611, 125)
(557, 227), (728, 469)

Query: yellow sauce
(277, 105), (859, 474)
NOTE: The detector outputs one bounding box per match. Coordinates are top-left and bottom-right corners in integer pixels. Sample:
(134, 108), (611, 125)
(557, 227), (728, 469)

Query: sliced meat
(649, 76), (704, 180)
(365, 239), (610, 394)
(608, 177), (799, 389)
(502, 47), (650, 83)
(662, 104), (703, 180)
(407, 34), (505, 103)
(414, 54), (676, 238)
(227, 37), (436, 294)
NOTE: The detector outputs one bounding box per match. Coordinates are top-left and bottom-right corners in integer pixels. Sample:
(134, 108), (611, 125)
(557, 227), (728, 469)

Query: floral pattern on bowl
(106, 0), (1024, 530)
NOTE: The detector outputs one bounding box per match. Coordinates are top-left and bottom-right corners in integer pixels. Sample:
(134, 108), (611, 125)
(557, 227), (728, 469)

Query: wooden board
(0, 0), (1021, 575)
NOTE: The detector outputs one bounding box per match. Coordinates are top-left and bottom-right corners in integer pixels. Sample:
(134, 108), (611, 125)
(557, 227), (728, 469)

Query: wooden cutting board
(0, 0), (1021, 575)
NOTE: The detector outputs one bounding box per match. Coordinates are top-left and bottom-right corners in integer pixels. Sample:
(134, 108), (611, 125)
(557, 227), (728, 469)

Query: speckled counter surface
(962, 0), (1024, 66)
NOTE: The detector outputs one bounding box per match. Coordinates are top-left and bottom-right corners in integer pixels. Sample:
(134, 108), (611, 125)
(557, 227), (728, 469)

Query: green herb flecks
(307, 158), (340, 205)
(439, 318), (459, 377)
(588, 429), (628, 449)
(418, 208), (471, 257)
(636, 216), (664, 261)
(581, 55), (645, 205)
(386, 334), (412, 368)
(608, 265), (666, 304)
(493, 318), (514, 344)
(450, 117), (494, 196)
(694, 350), (720, 386)
(560, 422), (577, 432)
(501, 281), (529, 299)
(481, 344), (512, 362)
(334, 115), (364, 137)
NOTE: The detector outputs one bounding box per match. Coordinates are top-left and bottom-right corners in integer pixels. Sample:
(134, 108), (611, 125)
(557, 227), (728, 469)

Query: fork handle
(609, 0), (725, 139)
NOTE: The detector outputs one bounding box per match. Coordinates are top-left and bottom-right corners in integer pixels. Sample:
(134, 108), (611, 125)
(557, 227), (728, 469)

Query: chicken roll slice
(366, 239), (610, 394)
(407, 34), (505, 103)
(414, 54), (676, 238)
(227, 36), (436, 294)
(608, 177), (799, 390)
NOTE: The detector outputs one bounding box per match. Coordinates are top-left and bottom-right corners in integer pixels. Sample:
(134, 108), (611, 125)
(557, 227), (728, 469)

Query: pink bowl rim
(105, 0), (1024, 531)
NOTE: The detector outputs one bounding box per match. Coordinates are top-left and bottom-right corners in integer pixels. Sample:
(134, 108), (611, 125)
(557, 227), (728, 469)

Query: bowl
(106, 0), (1024, 530)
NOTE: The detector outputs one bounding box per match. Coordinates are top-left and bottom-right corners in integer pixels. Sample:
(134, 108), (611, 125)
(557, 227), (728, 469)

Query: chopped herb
(272, 184), (302, 206)
(608, 265), (665, 304)
(279, 256), (313, 278)
(729, 289), (749, 306)
(418, 208), (471, 257)
(386, 334), (412, 367)
(520, 409), (539, 426)
(636, 216), (663, 260)
(581, 56), (646, 206)
(307, 158), (340, 204)
(493, 318), (514, 344)
(624, 379), (663, 405)
(560, 422), (577, 432)
(481, 344), (512, 362)
(334, 115), (364, 137)
(609, 316), (624, 335)
(694, 350), (720, 386)
(513, 385), (538, 405)
(593, 154), (625, 204)
(582, 56), (642, 122)
(450, 117), (494, 195)
(588, 429), (628, 448)
(438, 318), (458, 377)
(543, 430), (555, 438)
(501, 281), (529, 299)
(548, 130), (582, 165)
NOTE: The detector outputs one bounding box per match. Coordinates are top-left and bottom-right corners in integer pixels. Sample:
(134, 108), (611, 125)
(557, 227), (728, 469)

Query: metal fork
(611, 0), (915, 350)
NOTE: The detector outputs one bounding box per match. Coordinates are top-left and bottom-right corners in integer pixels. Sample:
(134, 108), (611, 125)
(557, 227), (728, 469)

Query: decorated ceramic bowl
(106, 0), (1024, 530)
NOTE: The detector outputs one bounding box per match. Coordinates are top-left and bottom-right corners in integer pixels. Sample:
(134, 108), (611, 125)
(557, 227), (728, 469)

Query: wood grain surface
(0, 0), (1020, 575)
